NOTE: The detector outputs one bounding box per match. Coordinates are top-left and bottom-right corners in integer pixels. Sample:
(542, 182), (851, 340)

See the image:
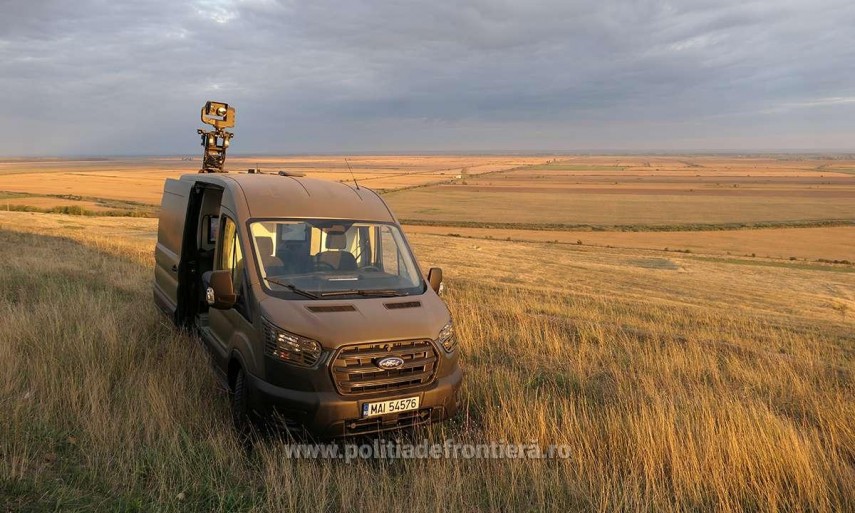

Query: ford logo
(376, 356), (405, 370)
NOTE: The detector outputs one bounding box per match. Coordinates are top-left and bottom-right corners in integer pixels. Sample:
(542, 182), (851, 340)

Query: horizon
(4, 148), (855, 160)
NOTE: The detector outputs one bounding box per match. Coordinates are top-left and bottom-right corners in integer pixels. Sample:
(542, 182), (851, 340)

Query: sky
(1, 0), (854, 156)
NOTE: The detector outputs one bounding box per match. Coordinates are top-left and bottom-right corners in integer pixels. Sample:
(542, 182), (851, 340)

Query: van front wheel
(231, 368), (251, 435)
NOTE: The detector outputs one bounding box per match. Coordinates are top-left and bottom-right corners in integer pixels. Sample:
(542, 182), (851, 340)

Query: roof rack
(278, 170), (306, 177)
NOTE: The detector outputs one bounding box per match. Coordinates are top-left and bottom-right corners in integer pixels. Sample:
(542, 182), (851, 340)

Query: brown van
(153, 172), (462, 437)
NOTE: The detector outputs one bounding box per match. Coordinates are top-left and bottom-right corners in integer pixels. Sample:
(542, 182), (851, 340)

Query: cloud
(1, 0), (854, 155)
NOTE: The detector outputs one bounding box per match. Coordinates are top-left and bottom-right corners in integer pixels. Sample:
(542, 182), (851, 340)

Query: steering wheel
(314, 261), (336, 272)
(360, 265), (382, 273)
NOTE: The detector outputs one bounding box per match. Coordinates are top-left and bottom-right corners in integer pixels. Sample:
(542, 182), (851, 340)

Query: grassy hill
(1, 213), (853, 511)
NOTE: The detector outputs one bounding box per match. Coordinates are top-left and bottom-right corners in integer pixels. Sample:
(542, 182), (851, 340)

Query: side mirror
(205, 270), (236, 310)
(427, 267), (443, 294)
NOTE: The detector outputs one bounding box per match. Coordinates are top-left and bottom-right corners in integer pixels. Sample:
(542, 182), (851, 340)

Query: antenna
(345, 158), (360, 190)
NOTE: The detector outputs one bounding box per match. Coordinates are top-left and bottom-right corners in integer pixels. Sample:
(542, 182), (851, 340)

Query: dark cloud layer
(1, 0), (854, 155)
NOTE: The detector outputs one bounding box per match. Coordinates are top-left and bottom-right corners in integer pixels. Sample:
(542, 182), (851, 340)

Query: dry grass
(1, 213), (853, 512)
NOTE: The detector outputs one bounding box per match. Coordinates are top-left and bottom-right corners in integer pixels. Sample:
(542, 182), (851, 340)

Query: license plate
(361, 396), (420, 418)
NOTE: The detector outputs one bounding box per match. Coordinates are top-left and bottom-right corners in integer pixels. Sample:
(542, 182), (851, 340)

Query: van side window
(218, 216), (245, 292)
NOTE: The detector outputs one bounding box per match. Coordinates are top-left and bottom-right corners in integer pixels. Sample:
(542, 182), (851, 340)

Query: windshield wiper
(319, 289), (406, 298)
(264, 277), (320, 300)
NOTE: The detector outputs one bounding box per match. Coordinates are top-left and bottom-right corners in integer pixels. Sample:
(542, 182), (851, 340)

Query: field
(0, 155), (547, 204)
(384, 156), (855, 227)
(404, 225), (855, 262)
(2, 154), (852, 260)
(1, 155), (854, 511)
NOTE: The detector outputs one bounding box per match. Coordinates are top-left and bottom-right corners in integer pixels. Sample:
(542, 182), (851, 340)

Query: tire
(231, 368), (252, 437)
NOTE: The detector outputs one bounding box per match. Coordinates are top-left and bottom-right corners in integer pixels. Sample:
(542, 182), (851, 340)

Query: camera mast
(197, 101), (235, 173)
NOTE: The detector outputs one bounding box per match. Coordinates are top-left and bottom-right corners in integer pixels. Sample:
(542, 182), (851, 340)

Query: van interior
(177, 184), (225, 326)
(248, 220), (423, 297)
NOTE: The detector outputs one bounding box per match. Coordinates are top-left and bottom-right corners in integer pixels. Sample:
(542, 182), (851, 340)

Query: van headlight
(436, 320), (456, 353)
(262, 318), (322, 367)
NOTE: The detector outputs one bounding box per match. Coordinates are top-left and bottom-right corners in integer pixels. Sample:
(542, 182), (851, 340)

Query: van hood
(257, 293), (450, 349)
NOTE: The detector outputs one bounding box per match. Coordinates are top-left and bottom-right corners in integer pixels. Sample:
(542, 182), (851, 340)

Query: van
(153, 172), (462, 437)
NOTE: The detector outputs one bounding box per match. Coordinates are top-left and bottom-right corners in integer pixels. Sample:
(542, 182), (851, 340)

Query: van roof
(182, 173), (397, 222)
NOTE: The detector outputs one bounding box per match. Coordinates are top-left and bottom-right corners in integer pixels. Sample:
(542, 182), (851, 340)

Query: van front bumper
(245, 366), (463, 438)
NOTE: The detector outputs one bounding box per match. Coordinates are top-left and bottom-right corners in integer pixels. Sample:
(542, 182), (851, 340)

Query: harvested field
(1, 154), (852, 264)
(0, 196), (111, 211)
(442, 185), (855, 197)
(404, 225), (855, 262)
(386, 189), (855, 226)
(0, 156), (549, 205)
(2, 155), (853, 233)
(385, 156), (855, 228)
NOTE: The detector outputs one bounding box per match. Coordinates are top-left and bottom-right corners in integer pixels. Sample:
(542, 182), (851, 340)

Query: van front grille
(331, 340), (439, 395)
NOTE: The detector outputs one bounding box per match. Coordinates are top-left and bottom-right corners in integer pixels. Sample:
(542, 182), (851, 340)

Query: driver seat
(316, 230), (357, 271)
(255, 236), (284, 272)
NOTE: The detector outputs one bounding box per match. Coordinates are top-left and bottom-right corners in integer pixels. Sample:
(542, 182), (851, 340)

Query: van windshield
(249, 220), (424, 299)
